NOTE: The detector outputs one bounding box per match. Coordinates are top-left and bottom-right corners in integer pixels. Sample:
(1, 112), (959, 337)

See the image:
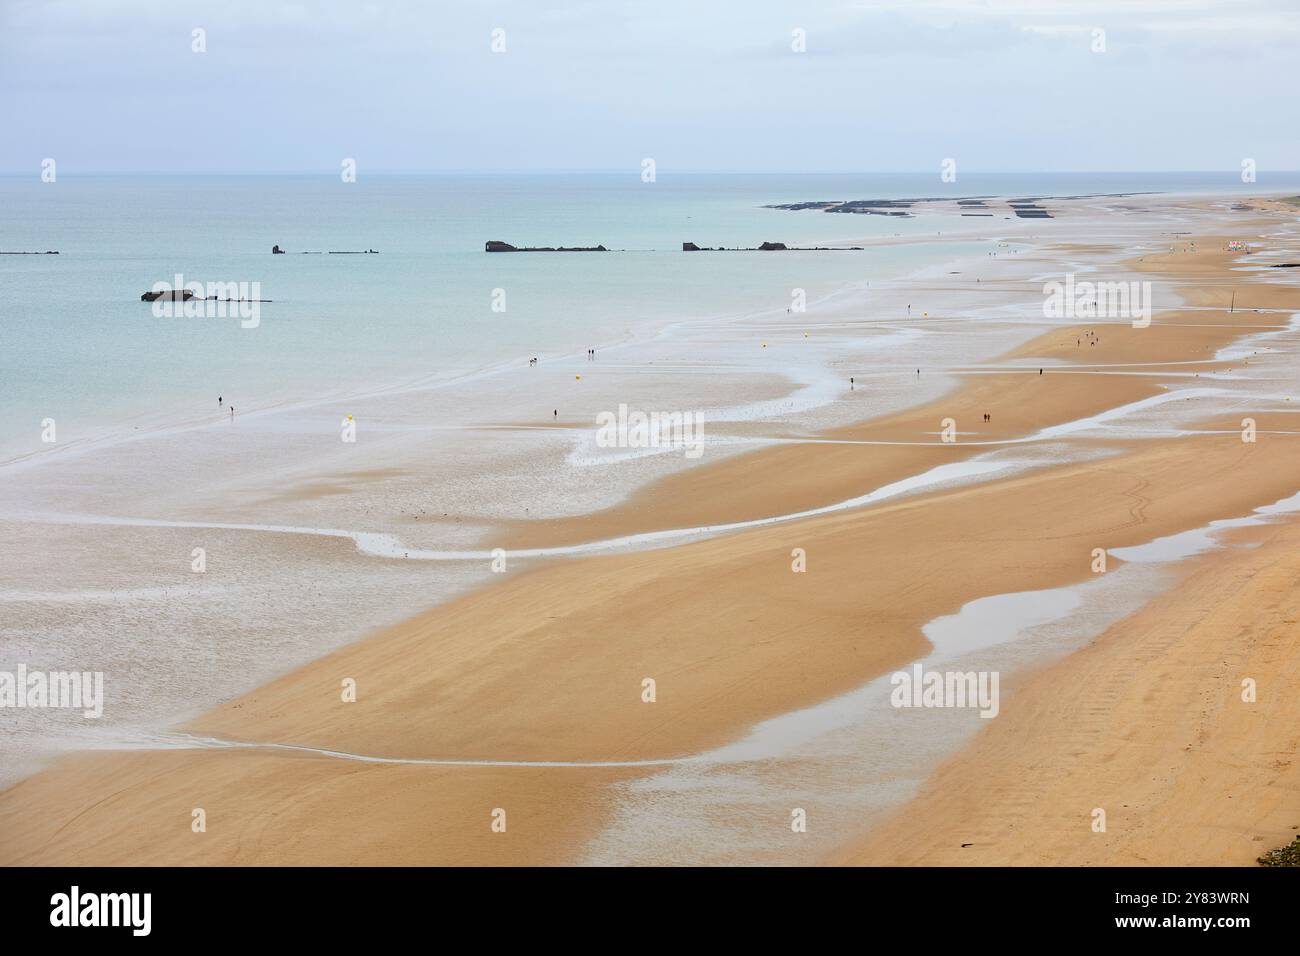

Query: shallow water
(3, 179), (1300, 799)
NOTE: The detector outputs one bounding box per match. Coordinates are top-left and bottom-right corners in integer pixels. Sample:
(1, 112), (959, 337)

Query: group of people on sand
(1077, 329), (1101, 347)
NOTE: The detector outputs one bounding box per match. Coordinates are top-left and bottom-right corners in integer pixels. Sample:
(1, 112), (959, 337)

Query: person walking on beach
(230, 406), (235, 420)
(219, 395), (223, 406)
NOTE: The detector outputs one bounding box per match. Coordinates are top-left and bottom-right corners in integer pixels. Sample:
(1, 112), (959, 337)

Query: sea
(4, 170), (1297, 462)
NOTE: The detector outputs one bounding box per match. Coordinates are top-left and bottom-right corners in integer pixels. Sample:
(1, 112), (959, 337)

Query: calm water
(2, 171), (1296, 459)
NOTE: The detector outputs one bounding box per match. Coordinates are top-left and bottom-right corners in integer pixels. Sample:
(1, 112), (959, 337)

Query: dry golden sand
(841, 238), (1300, 865)
(838, 516), (1300, 865)
(2, 221), (1298, 866)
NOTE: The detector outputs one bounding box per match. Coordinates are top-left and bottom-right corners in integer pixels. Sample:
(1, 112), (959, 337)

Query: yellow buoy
(575, 374), (581, 380)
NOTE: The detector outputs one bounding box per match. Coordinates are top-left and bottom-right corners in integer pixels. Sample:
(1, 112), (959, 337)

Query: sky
(0, 0), (1296, 174)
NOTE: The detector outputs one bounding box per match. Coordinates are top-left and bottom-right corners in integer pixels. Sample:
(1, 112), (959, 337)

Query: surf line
(141, 733), (701, 769)
(19, 456), (1034, 562)
(12, 388), (1258, 565)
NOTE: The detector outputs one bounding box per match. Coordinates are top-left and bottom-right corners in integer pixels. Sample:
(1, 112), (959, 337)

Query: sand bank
(3, 203), (1298, 865)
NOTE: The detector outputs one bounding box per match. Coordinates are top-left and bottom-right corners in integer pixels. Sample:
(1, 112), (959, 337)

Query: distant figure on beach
(229, 406), (235, 420)
(218, 395), (222, 406)
(850, 376), (854, 390)
(553, 409), (557, 419)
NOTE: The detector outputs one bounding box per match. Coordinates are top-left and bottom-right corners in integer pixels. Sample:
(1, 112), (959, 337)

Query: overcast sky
(1, 0), (1295, 174)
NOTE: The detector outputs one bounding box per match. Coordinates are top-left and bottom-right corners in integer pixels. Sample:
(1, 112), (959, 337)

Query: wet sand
(3, 206), (1299, 865)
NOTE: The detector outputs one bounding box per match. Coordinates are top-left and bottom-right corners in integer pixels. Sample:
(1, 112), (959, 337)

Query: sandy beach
(3, 195), (1299, 866)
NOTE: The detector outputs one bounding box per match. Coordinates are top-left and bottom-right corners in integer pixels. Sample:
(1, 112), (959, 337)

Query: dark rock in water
(682, 240), (862, 252)
(486, 240), (607, 252)
(0, 250), (59, 254)
(272, 245), (285, 254)
(141, 289), (199, 302)
(1009, 200), (1053, 218)
(767, 199), (917, 217)
(1270, 263), (1300, 268)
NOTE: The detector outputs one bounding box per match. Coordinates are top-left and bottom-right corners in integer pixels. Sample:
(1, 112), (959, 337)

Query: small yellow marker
(575, 374), (581, 380)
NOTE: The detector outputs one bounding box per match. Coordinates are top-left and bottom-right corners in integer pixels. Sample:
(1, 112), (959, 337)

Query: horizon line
(3, 168), (1300, 178)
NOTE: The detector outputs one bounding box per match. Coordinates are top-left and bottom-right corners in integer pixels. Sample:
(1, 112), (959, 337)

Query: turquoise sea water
(2, 171), (1296, 459)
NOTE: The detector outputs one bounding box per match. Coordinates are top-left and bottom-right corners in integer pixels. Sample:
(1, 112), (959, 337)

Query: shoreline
(3, 196), (1299, 864)
(836, 510), (1300, 866)
(0, 198), (1079, 792)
